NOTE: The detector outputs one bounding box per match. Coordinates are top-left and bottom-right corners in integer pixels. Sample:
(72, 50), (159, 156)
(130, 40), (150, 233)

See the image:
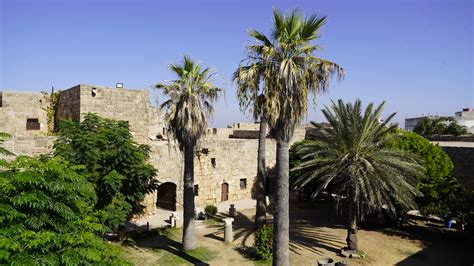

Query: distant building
(405, 108), (474, 133)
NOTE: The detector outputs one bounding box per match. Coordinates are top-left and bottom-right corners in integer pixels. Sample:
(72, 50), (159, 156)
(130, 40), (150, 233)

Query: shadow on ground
(125, 229), (211, 266)
(204, 197), (347, 257)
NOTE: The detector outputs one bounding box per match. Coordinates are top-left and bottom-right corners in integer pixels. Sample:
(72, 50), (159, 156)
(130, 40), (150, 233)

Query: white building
(405, 108), (474, 133)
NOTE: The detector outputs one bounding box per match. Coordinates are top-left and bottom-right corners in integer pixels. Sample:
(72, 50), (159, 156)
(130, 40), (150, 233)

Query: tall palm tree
(156, 55), (221, 251)
(234, 59), (268, 229)
(240, 9), (344, 265)
(293, 100), (424, 252)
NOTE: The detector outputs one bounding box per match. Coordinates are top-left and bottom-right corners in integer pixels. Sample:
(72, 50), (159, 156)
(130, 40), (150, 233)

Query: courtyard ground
(121, 198), (473, 265)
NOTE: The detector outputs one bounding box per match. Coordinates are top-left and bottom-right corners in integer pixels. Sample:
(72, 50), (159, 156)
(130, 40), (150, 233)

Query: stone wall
(56, 85), (81, 122)
(0, 91), (48, 136)
(440, 146), (474, 189)
(2, 136), (55, 157)
(1, 84), (310, 217)
(75, 84), (158, 142)
(143, 131), (305, 214)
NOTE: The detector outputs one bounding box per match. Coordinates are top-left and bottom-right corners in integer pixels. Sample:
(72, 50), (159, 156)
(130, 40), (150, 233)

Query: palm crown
(234, 8), (344, 141)
(156, 55), (221, 149)
(293, 100), (424, 218)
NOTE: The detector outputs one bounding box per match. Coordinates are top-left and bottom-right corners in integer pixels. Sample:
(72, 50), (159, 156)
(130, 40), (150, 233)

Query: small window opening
(211, 158), (216, 168)
(240, 178), (247, 190)
(213, 128), (217, 134)
(91, 87), (97, 97)
(0, 92), (2, 107)
(194, 185), (199, 196)
(26, 118), (40, 130)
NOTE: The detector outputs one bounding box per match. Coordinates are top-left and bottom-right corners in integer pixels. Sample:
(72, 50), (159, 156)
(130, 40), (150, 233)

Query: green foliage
(41, 90), (61, 135)
(54, 113), (159, 230)
(0, 132), (13, 157)
(292, 100), (424, 218)
(234, 8), (344, 141)
(204, 205), (218, 218)
(156, 55), (222, 150)
(448, 189), (474, 229)
(0, 156), (128, 264)
(414, 117), (469, 136)
(390, 130), (459, 214)
(254, 225), (273, 260)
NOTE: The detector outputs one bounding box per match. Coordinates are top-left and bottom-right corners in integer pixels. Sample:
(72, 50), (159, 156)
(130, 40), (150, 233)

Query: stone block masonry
(1, 84), (306, 217)
(0, 91), (48, 137)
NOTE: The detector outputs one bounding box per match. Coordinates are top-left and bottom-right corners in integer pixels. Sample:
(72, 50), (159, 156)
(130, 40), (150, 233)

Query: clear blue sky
(1, 0), (472, 127)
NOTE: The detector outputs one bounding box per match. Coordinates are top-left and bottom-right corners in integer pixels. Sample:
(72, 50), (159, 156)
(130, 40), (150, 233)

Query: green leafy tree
(293, 100), (423, 252)
(0, 156), (128, 264)
(156, 55), (222, 251)
(390, 130), (459, 214)
(241, 8), (344, 265)
(414, 117), (469, 136)
(54, 113), (158, 230)
(0, 132), (13, 157)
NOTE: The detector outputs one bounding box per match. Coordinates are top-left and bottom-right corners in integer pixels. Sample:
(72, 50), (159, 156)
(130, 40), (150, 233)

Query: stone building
(0, 84), (305, 215)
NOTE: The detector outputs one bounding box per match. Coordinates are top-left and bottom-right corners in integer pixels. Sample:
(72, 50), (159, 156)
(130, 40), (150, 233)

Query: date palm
(293, 100), (423, 252)
(240, 8), (344, 265)
(156, 55), (221, 251)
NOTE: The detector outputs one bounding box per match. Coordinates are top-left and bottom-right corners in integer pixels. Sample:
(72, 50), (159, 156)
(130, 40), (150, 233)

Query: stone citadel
(0, 84), (306, 215)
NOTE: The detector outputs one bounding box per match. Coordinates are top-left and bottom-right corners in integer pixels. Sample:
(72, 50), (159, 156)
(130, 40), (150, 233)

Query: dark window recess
(26, 118), (40, 130)
(194, 185), (199, 196)
(0, 92), (3, 107)
(211, 158), (216, 168)
(240, 178), (247, 190)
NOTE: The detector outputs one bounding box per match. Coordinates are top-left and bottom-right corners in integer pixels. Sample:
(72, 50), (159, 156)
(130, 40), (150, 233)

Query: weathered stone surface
(0, 91), (48, 136)
(1, 84), (306, 217)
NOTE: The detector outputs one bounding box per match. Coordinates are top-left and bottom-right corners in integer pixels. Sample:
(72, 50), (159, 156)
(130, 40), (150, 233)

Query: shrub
(254, 225), (273, 260)
(54, 113), (159, 230)
(390, 130), (459, 215)
(204, 205), (218, 218)
(0, 156), (128, 264)
(448, 188), (474, 230)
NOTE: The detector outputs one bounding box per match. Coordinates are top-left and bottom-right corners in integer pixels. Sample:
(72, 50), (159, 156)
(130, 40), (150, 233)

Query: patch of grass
(204, 218), (221, 225)
(254, 259), (272, 266)
(151, 227), (182, 241)
(151, 246), (217, 265)
(186, 246), (218, 262)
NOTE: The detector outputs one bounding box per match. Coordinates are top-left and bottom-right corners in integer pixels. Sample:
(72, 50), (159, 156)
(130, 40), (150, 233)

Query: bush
(448, 188), (474, 230)
(0, 156), (128, 264)
(54, 113), (159, 230)
(390, 130), (459, 215)
(254, 225), (273, 260)
(204, 205), (218, 218)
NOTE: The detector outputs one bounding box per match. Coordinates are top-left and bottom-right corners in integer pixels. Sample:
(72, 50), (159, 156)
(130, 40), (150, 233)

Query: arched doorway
(221, 182), (229, 202)
(157, 182), (177, 211)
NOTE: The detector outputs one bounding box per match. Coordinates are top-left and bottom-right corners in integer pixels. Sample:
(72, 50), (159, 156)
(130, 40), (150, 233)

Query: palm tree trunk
(182, 144), (197, 251)
(255, 116), (267, 230)
(272, 140), (289, 266)
(346, 202), (358, 251)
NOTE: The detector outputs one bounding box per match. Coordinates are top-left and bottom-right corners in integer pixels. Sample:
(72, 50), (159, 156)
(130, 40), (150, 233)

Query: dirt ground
(121, 199), (473, 265)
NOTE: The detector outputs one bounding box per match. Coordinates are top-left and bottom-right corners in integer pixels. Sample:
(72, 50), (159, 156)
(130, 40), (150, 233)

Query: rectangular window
(26, 118), (40, 130)
(240, 178), (247, 190)
(211, 158), (216, 168)
(0, 92), (3, 107)
(194, 185), (199, 196)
